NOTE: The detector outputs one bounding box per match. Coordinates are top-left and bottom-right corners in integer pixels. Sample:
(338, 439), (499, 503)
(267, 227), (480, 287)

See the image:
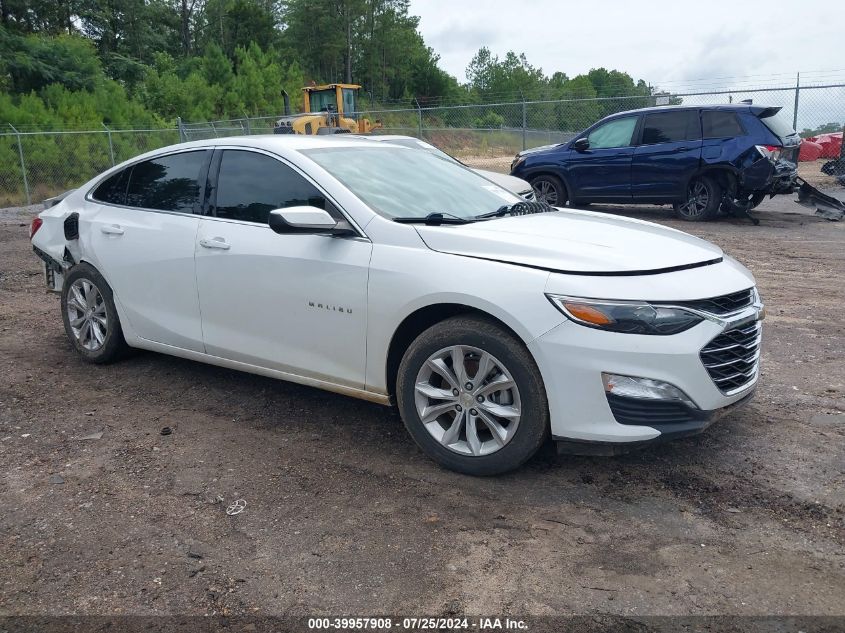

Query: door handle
(100, 224), (124, 235)
(199, 237), (231, 250)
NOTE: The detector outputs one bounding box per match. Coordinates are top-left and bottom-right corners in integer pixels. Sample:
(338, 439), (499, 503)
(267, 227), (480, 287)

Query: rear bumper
(741, 158), (798, 195)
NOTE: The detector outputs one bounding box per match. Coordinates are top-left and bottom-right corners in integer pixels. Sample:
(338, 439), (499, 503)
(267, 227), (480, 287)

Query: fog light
(602, 373), (697, 408)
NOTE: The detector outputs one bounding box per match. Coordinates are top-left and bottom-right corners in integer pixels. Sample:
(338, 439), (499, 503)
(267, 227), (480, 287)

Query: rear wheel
(61, 263), (128, 364)
(396, 316), (549, 476)
(673, 176), (721, 221)
(530, 174), (568, 207)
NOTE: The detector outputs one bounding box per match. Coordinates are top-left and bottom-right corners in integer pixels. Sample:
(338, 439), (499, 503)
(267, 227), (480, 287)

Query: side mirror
(268, 206), (354, 236)
(573, 137), (590, 152)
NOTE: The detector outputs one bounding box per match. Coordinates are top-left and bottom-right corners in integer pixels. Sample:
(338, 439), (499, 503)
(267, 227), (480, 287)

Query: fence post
(102, 123), (115, 166)
(520, 90), (527, 151)
(177, 117), (185, 142)
(414, 98), (423, 139)
(792, 72), (800, 132)
(244, 115), (251, 135)
(9, 124), (30, 206)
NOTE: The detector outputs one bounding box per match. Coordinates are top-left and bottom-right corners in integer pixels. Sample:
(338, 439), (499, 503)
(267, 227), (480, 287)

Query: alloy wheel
(414, 345), (521, 456)
(532, 179), (558, 205)
(66, 278), (108, 351)
(678, 180), (710, 217)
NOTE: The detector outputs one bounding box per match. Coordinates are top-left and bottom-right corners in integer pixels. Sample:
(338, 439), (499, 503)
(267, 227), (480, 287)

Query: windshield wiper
(475, 201), (555, 220)
(393, 212), (473, 226)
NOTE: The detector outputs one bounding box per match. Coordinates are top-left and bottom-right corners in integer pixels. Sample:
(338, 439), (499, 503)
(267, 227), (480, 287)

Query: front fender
(363, 244), (561, 393)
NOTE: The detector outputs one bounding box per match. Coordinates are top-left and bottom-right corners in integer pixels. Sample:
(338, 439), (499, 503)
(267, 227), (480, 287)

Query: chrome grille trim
(700, 320), (762, 394)
(675, 288), (754, 317)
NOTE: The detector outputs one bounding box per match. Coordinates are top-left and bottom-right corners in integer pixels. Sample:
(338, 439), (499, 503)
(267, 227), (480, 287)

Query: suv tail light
(755, 144), (782, 162)
(29, 217), (43, 239)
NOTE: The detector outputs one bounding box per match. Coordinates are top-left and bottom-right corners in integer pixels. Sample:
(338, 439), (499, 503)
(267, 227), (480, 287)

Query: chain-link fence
(2, 83), (843, 207)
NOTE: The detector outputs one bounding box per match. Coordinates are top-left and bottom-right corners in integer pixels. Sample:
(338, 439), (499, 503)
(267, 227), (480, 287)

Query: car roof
(606, 103), (779, 119)
(161, 134), (389, 153)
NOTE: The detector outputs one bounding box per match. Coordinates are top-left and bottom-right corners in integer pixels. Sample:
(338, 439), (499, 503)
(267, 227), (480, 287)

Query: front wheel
(530, 174), (568, 207)
(396, 316), (549, 475)
(673, 176), (721, 221)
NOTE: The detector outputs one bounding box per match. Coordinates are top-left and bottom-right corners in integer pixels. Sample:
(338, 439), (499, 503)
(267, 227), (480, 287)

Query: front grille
(700, 321), (761, 394)
(607, 393), (703, 426)
(675, 288), (754, 315)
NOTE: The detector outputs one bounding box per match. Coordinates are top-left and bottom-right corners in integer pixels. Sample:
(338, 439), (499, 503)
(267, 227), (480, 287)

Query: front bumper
(528, 300), (764, 445)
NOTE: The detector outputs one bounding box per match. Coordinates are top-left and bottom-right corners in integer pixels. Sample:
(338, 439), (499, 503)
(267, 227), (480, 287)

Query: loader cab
(304, 84), (360, 120)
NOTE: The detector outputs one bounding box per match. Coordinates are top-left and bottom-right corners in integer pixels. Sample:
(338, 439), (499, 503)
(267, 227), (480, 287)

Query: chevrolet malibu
(30, 136), (764, 475)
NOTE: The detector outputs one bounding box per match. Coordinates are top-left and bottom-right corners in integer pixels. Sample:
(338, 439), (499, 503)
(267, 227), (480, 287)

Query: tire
(396, 316), (549, 476)
(530, 174), (568, 207)
(61, 263), (129, 364)
(673, 176), (721, 221)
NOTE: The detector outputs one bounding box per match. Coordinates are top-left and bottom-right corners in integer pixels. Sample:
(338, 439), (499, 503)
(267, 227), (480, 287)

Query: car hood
(413, 209), (724, 274)
(472, 168), (532, 195)
(516, 143), (559, 158)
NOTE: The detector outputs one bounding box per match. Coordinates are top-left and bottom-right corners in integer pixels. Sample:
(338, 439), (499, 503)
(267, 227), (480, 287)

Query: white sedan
(31, 135), (764, 475)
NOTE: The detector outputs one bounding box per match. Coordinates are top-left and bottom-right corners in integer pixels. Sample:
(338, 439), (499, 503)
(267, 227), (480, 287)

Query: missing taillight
(755, 144), (782, 162)
(29, 217), (43, 239)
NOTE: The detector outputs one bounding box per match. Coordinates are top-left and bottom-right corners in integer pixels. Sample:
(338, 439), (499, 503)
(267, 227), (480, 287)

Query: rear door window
(586, 116), (638, 149)
(213, 150), (329, 224)
(125, 150), (208, 213)
(702, 111), (745, 138)
(641, 110), (700, 144)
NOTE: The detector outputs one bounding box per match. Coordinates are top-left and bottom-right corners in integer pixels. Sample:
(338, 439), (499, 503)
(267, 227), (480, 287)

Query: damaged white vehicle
(31, 136), (764, 475)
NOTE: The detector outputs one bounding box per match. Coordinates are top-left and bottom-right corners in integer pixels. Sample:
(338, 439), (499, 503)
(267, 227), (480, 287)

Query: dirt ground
(1, 195), (844, 619)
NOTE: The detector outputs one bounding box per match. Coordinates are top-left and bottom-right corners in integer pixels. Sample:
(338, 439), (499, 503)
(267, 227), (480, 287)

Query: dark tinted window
(214, 150), (328, 224)
(91, 168), (130, 205)
(760, 112), (795, 138)
(641, 110), (700, 144)
(702, 111), (745, 138)
(125, 151), (207, 212)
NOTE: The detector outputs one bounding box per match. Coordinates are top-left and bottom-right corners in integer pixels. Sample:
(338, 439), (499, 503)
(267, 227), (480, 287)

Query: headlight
(546, 295), (704, 335)
(510, 155), (526, 172)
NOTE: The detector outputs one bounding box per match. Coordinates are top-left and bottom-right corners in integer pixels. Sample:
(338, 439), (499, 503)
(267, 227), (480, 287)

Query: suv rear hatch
(758, 107), (800, 162)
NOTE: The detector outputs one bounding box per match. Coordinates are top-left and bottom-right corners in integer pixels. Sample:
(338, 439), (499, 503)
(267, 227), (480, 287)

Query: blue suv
(510, 104), (800, 221)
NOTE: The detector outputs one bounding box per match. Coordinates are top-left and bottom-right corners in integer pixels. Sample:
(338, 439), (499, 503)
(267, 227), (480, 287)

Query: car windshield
(302, 146), (520, 220)
(378, 138), (458, 163)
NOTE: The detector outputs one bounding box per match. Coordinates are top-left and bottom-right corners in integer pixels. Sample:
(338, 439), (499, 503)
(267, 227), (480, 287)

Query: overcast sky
(409, 0), (844, 90)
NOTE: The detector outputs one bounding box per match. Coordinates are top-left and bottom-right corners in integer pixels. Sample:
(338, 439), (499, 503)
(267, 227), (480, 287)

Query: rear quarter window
(702, 111), (745, 138)
(91, 168), (130, 205)
(760, 112), (796, 138)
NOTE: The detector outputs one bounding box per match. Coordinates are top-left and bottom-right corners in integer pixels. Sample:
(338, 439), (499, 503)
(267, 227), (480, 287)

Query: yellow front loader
(273, 84), (381, 135)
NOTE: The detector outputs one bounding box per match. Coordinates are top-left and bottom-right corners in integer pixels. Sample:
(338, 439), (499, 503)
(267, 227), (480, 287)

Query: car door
(194, 148), (372, 389)
(631, 109), (703, 200)
(87, 149), (210, 352)
(565, 115), (639, 201)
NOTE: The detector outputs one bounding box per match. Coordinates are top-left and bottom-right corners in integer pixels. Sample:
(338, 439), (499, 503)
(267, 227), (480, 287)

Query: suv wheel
(673, 176), (721, 221)
(397, 316), (549, 475)
(61, 263), (128, 363)
(530, 175), (567, 207)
